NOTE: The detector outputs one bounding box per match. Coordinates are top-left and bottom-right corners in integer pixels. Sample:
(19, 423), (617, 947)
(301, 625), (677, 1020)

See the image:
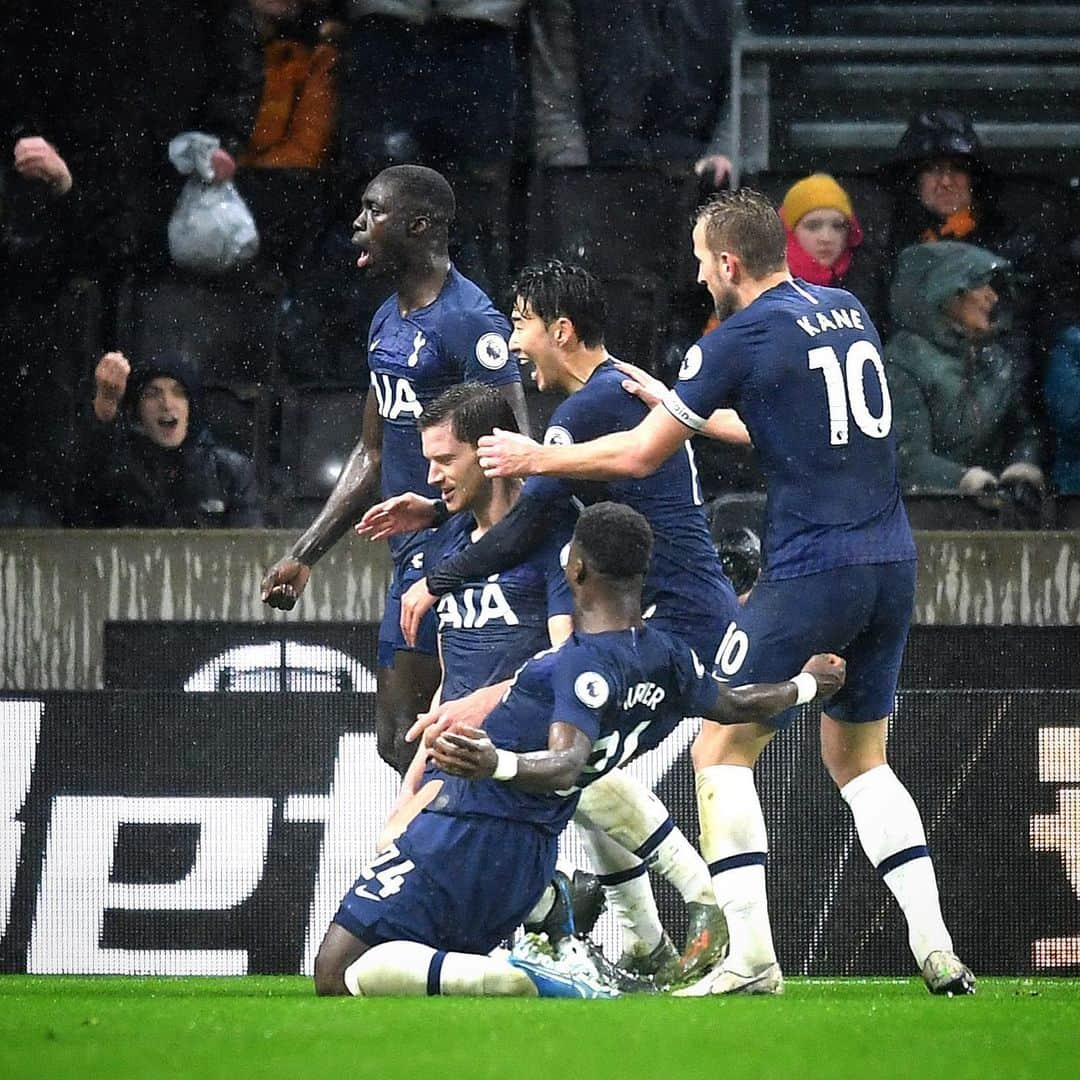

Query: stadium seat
(115, 271), (282, 384)
(201, 382), (273, 489)
(529, 165), (700, 283)
(278, 387), (366, 502)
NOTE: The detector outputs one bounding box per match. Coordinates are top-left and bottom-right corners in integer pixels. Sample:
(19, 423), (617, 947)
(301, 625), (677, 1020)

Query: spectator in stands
(9, 1), (262, 277)
(563, 2), (733, 180)
(1044, 325), (1080, 494)
(881, 109), (1046, 313)
(336, 2), (527, 297)
(241, 1), (338, 170)
(238, 0), (341, 281)
(72, 351), (263, 528)
(886, 241), (1044, 501)
(0, 131), (85, 525)
(779, 173), (885, 326)
(528, 0), (589, 168)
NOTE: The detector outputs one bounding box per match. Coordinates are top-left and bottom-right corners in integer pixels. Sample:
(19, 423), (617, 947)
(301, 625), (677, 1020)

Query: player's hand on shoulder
(477, 428), (542, 479)
(802, 653), (846, 698)
(614, 359), (667, 410)
(431, 726), (497, 779)
(261, 556), (311, 610)
(356, 493), (437, 541)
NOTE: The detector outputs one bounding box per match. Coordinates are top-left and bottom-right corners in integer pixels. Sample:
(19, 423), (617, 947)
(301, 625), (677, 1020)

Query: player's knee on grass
(314, 924), (368, 996)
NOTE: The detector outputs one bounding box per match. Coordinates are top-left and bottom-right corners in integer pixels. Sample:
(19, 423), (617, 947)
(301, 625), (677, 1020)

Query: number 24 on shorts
(354, 843), (416, 903)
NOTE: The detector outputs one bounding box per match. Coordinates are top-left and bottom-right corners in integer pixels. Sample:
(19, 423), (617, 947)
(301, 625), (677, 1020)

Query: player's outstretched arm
(614, 359), (750, 445)
(262, 393), (383, 610)
(355, 491), (439, 542)
(704, 654), (846, 726)
(478, 404), (691, 483)
(430, 722), (592, 793)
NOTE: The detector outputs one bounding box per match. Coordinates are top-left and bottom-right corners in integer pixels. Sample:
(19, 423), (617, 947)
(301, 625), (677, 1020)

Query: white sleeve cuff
(791, 671), (818, 705)
(662, 388), (708, 432)
(492, 749), (519, 781)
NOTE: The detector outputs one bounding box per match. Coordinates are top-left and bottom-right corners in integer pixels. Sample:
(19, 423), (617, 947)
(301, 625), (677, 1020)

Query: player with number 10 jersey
(667, 275), (916, 723)
(670, 279), (915, 586)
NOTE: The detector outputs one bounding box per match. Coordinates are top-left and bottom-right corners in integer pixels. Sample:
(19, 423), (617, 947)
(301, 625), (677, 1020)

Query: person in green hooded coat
(885, 240), (1043, 496)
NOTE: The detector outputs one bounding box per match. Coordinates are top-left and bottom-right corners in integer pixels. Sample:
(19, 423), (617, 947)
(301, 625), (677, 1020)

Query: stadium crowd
(3, 1), (1078, 529)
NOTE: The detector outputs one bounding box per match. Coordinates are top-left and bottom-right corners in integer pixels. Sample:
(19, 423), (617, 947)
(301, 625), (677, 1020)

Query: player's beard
(712, 285), (741, 323)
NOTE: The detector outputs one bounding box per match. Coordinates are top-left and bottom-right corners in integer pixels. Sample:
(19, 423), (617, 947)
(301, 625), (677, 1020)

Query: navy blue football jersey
(367, 267), (519, 558)
(431, 512), (574, 702)
(525, 360), (737, 649)
(665, 280), (916, 581)
(426, 624), (718, 835)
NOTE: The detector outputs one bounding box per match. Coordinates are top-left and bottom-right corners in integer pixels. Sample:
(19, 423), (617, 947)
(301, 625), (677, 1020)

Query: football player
(475, 190), (974, 997)
(313, 502), (844, 997)
(261, 165), (528, 775)
(359, 261), (740, 977)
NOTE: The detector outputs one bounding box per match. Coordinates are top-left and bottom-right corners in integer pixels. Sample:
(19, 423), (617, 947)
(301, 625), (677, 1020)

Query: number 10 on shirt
(807, 341), (892, 446)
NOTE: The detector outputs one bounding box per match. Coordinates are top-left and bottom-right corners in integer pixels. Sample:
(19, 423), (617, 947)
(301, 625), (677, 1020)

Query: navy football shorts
(712, 560), (917, 728)
(333, 811), (557, 955)
(378, 544), (439, 667)
(647, 589), (738, 673)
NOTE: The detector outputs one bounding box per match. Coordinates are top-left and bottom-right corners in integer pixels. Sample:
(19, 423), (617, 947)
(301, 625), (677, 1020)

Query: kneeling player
(314, 503), (844, 997)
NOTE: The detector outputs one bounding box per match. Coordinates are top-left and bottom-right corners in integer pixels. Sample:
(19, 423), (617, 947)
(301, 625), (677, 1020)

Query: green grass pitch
(2, 976), (1078, 1079)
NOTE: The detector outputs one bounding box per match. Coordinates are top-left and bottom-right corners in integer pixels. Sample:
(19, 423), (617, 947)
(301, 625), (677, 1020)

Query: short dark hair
(695, 188), (787, 278)
(573, 502), (653, 578)
(418, 383), (519, 446)
(378, 164), (456, 226)
(512, 259), (607, 348)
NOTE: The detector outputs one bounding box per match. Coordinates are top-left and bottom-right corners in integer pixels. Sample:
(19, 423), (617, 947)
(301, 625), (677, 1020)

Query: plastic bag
(167, 132), (258, 274)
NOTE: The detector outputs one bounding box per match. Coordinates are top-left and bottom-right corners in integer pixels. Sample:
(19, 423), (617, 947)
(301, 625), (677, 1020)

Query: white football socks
(343, 941), (536, 997)
(696, 764), (777, 974)
(578, 824), (665, 956)
(840, 763), (954, 966)
(576, 770), (715, 905)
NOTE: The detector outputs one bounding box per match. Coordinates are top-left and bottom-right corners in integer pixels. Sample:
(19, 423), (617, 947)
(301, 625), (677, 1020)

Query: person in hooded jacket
(882, 109), (1038, 271)
(73, 350), (263, 528)
(1044, 324), (1080, 494)
(885, 240), (1043, 500)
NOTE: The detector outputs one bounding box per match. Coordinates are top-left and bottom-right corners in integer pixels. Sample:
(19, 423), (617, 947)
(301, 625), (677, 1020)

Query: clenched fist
(93, 351), (131, 423)
(14, 136), (72, 195)
(261, 556), (311, 611)
(801, 653), (846, 700)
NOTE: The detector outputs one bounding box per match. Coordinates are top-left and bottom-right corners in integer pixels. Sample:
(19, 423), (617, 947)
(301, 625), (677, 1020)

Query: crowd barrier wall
(1, 530), (1079, 690)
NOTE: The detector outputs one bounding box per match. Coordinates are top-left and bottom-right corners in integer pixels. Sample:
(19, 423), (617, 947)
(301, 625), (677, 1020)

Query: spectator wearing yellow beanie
(779, 173), (864, 287)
